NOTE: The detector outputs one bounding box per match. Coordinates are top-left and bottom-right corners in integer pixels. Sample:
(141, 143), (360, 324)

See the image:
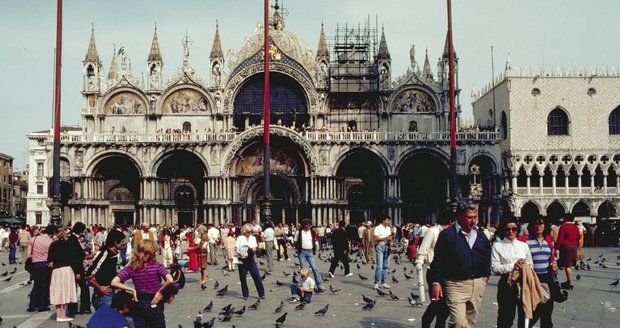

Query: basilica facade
(26, 10), (501, 227)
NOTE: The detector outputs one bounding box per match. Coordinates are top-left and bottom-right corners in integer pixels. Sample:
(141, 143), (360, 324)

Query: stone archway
(520, 201), (541, 221)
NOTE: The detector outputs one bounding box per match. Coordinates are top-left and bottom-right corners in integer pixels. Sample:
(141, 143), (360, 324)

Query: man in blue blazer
(430, 202), (491, 328)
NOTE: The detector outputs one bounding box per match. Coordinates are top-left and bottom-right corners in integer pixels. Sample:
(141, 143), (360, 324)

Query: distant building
(12, 169), (28, 220)
(472, 60), (620, 222)
(0, 153), (14, 217)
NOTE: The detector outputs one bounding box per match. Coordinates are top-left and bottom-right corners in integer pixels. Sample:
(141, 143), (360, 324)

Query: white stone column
(578, 172), (583, 195)
(603, 173), (608, 194)
(552, 173), (557, 195)
(539, 175), (544, 195)
(526, 173), (531, 195)
(512, 176), (517, 193)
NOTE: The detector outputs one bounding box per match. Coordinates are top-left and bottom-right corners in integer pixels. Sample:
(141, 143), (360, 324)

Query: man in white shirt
(207, 224), (220, 265)
(372, 215), (393, 290)
(262, 222), (275, 271)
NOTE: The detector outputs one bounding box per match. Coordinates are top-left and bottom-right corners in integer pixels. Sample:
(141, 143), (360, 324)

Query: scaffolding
(327, 20), (381, 131)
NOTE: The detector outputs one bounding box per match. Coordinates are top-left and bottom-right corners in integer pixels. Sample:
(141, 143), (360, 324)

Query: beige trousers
(445, 278), (486, 328)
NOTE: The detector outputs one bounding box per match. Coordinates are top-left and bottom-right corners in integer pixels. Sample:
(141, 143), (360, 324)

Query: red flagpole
(261, 0), (272, 222)
(51, 0), (63, 226)
(447, 0), (458, 201)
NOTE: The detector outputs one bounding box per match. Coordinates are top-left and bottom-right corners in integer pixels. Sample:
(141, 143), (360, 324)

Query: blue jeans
(374, 243), (390, 284)
(119, 246), (128, 265)
(92, 290), (114, 310)
(238, 259), (265, 298)
(9, 243), (16, 264)
(290, 284), (312, 303)
(297, 250), (323, 288)
(132, 293), (165, 328)
(28, 262), (51, 311)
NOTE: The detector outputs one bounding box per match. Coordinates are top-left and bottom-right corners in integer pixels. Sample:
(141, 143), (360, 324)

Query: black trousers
(421, 269), (449, 328)
(328, 251), (350, 275)
(68, 275), (91, 315)
(529, 273), (554, 328)
(497, 275), (525, 328)
(276, 238), (288, 260)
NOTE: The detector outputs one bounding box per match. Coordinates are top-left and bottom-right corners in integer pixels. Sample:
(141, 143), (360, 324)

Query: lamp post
(261, 0), (272, 223)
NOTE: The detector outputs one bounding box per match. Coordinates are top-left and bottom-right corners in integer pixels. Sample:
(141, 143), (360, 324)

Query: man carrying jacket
(294, 219), (325, 292)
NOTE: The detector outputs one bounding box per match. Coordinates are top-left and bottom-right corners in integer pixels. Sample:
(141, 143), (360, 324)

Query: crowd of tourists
(0, 202), (599, 327)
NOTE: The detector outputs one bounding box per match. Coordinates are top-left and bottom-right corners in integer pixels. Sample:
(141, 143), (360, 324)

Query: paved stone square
(0, 247), (619, 328)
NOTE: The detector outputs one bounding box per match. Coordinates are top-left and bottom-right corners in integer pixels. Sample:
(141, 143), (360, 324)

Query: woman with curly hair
(111, 239), (173, 328)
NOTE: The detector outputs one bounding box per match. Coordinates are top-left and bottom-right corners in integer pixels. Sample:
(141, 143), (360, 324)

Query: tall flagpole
(447, 0), (458, 202)
(50, 0), (63, 226)
(261, 0), (272, 223)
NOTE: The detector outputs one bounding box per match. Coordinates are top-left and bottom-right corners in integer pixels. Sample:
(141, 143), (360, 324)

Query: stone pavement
(0, 246), (619, 327)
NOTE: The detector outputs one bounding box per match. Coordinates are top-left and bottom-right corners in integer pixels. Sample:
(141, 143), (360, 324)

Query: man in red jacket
(556, 213), (579, 289)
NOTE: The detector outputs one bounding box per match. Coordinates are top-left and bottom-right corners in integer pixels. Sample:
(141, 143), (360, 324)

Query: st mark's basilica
(26, 4), (619, 227)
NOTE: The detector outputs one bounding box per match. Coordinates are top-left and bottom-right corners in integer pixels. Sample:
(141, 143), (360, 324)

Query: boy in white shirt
(289, 268), (315, 304)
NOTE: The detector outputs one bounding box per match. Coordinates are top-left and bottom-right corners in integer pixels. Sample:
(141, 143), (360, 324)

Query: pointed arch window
(547, 108), (569, 135)
(182, 122), (191, 132)
(609, 107), (620, 135)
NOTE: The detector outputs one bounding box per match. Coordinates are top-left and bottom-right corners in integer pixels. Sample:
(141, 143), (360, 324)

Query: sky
(1, 0), (619, 169)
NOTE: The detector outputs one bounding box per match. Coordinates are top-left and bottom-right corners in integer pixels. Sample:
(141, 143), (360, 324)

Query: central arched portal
(231, 136), (308, 224)
(92, 155), (141, 226)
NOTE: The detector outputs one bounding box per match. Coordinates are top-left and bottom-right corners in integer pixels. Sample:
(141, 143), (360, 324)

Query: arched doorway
(337, 149), (386, 224)
(246, 175), (298, 224)
(93, 155), (141, 226)
(399, 152), (448, 224)
(598, 201), (617, 219)
(520, 201), (540, 222)
(233, 72), (308, 130)
(156, 150), (207, 225)
(572, 201), (591, 217)
(546, 201), (566, 223)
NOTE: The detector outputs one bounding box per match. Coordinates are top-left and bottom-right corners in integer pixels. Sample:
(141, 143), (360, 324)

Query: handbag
(24, 236), (38, 274)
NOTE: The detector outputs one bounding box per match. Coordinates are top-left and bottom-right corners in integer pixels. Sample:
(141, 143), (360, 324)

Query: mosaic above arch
(105, 92), (146, 115)
(393, 89), (436, 113)
(162, 88), (210, 114)
(231, 142), (304, 177)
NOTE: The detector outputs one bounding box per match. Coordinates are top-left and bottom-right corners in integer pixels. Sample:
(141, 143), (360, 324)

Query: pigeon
(370, 265), (374, 270)
(356, 264), (361, 269)
(358, 274), (368, 280)
(315, 304), (329, 316)
(275, 301), (284, 313)
(216, 285), (228, 297)
(362, 300), (376, 311)
(4, 276), (11, 282)
(407, 297), (423, 307)
(219, 312), (233, 322)
(294, 262), (299, 266)
(610, 279), (619, 287)
(221, 304), (232, 313)
(410, 292), (420, 300)
(213, 280), (219, 289)
(295, 302), (306, 310)
(10, 267), (17, 274)
(362, 294), (375, 303)
(219, 307), (234, 316)
(68, 323), (86, 328)
(1, 262), (5, 266)
(233, 306), (246, 316)
(391, 268), (397, 274)
(202, 317), (215, 328)
(202, 301), (213, 312)
(404, 272), (412, 280)
(275, 312), (288, 328)
(259, 261), (265, 265)
(391, 276), (399, 283)
(200, 284), (207, 290)
(249, 299), (261, 310)
(602, 264), (608, 269)
(329, 285), (340, 293)
(264, 271), (272, 276)
(576, 274), (581, 281)
(376, 289), (388, 297)
(388, 291), (400, 301)
(276, 280), (285, 286)
(0, 271), (7, 277)
(283, 271), (291, 277)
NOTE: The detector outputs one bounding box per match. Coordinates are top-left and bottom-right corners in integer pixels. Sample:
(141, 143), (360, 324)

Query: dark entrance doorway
(399, 152), (448, 224)
(114, 211), (134, 226)
(347, 183), (365, 225)
(175, 186), (195, 227)
(249, 175), (298, 225)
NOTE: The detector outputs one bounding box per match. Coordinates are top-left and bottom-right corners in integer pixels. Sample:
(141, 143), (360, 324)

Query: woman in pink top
(27, 225), (56, 312)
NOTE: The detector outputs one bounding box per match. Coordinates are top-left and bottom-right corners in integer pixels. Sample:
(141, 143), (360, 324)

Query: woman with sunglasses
(518, 215), (558, 328)
(491, 217), (533, 328)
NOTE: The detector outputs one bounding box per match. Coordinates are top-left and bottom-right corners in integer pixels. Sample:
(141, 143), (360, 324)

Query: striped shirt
(525, 237), (553, 274)
(116, 262), (169, 294)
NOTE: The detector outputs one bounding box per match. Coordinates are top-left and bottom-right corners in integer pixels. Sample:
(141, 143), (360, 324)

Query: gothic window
(182, 121), (191, 132)
(409, 121), (418, 132)
(348, 120), (358, 132)
(547, 108), (569, 135)
(501, 111), (508, 139)
(86, 65), (95, 77)
(609, 107), (620, 135)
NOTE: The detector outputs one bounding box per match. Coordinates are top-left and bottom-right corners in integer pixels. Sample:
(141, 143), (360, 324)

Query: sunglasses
(504, 227), (518, 232)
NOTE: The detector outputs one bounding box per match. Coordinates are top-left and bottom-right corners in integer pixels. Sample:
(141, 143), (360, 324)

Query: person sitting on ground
(169, 259), (185, 290)
(289, 267), (315, 304)
(86, 291), (133, 328)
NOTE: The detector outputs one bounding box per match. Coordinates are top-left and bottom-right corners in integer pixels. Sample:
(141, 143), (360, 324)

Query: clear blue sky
(1, 0), (619, 169)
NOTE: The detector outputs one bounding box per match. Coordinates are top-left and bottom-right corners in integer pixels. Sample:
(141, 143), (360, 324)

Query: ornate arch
(333, 146), (391, 176)
(394, 147), (449, 175)
(239, 172), (301, 205)
(100, 86), (150, 115)
(224, 62), (318, 113)
(546, 199), (568, 213)
(467, 152), (499, 174)
(571, 199), (593, 214)
(150, 148), (211, 177)
(157, 83), (215, 115)
(83, 150), (145, 177)
(221, 126), (318, 177)
(388, 83), (442, 114)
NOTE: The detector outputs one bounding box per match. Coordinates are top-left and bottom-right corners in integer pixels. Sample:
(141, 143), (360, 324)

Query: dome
(230, 23), (316, 79)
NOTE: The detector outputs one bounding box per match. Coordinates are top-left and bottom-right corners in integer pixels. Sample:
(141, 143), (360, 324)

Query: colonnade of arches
(520, 199), (618, 223)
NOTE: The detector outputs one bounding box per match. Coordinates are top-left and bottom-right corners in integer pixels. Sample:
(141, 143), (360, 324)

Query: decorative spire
(181, 30), (192, 68)
(377, 26), (390, 60)
(84, 23), (100, 64)
(423, 48), (433, 79)
(316, 22), (329, 60)
(107, 44), (119, 79)
(210, 21), (224, 59)
(505, 52), (513, 72)
(148, 23), (162, 62)
(442, 31), (456, 59)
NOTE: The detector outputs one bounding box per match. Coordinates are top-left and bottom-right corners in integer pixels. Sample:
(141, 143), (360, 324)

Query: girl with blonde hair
(112, 239), (173, 328)
(187, 224), (209, 285)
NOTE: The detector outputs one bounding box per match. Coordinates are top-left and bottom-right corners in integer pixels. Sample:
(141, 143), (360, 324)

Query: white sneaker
(374, 284), (380, 290)
(345, 273), (354, 277)
(56, 318), (73, 322)
(381, 283), (391, 289)
(329, 272), (334, 278)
